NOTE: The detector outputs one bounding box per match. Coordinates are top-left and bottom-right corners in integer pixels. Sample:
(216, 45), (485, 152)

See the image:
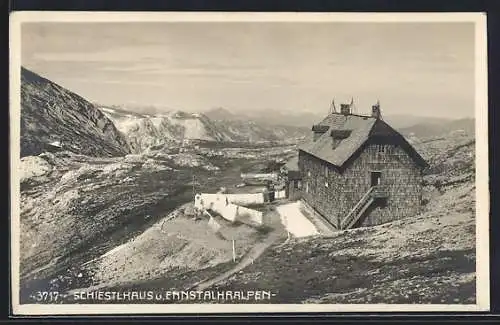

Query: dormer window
(312, 125), (330, 142)
(331, 129), (352, 139)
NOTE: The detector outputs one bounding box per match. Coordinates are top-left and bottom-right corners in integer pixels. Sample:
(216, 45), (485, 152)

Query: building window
(378, 145), (385, 153)
(306, 182), (309, 193)
(371, 171), (382, 187)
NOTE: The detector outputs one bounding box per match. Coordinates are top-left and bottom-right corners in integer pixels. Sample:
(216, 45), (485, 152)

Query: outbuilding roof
(284, 155), (299, 172)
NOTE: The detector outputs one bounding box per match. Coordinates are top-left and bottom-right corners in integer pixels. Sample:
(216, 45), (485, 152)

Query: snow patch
(276, 201), (319, 238)
(48, 141), (62, 148)
(100, 107), (116, 114)
(124, 154), (144, 163)
(142, 159), (173, 171)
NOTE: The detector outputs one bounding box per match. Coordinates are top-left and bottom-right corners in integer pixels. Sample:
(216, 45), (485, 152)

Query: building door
(371, 171), (382, 187)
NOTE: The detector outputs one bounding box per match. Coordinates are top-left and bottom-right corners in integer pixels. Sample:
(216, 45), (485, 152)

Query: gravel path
(192, 229), (284, 291)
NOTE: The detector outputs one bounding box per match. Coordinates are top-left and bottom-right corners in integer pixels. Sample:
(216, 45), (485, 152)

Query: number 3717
(33, 291), (59, 302)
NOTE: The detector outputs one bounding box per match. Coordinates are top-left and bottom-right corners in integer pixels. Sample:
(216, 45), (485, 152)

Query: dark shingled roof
(299, 112), (428, 169)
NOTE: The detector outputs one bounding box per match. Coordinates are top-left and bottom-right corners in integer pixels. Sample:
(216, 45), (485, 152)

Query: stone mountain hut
(285, 101), (429, 230)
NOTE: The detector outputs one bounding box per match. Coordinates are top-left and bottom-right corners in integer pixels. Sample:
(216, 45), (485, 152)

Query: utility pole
(192, 174), (201, 200)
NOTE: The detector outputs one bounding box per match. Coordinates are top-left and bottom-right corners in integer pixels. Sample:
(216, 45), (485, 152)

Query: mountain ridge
(20, 67), (131, 158)
(99, 106), (309, 153)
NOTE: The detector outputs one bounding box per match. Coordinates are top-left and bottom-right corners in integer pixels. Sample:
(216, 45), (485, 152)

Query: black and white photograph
(9, 12), (489, 315)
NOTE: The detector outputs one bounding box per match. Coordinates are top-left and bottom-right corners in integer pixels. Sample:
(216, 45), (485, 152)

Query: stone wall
(299, 144), (423, 228)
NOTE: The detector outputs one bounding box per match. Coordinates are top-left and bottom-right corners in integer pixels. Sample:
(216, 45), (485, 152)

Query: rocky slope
(100, 107), (232, 152)
(18, 143), (296, 302)
(100, 106), (308, 153)
(20, 67), (131, 157)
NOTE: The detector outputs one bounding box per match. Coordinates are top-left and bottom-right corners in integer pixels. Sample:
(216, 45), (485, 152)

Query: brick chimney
(372, 102), (381, 119)
(340, 104), (351, 115)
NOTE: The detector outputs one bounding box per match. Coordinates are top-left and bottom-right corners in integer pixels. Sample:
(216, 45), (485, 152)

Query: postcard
(9, 11), (489, 315)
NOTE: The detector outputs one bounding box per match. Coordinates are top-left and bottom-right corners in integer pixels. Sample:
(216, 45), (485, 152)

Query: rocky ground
(18, 144), (294, 303)
(18, 130), (477, 305)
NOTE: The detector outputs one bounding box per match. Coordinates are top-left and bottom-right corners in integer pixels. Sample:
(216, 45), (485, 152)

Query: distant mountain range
(203, 107), (324, 128)
(397, 117), (475, 139)
(203, 107), (474, 135)
(202, 107), (475, 139)
(20, 67), (131, 158)
(20, 67), (475, 158)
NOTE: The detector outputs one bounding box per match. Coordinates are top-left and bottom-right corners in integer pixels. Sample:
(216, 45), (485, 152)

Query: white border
(9, 11), (490, 316)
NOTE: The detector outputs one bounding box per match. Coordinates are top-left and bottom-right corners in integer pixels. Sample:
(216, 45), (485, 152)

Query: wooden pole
(284, 214), (290, 240)
(192, 175), (195, 198)
(232, 239), (236, 262)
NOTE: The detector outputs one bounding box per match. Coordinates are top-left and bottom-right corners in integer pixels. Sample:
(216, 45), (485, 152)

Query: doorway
(371, 171), (382, 187)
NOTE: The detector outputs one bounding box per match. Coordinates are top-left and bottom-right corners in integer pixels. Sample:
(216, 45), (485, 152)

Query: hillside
(20, 67), (131, 157)
(100, 106), (308, 152)
(83, 130), (474, 305)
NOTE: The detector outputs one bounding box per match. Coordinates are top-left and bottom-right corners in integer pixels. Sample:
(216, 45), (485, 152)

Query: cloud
(20, 21), (476, 118)
(54, 76), (170, 88)
(32, 45), (173, 63)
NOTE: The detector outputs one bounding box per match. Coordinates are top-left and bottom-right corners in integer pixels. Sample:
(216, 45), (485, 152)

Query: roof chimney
(340, 104), (351, 115)
(372, 101), (381, 119)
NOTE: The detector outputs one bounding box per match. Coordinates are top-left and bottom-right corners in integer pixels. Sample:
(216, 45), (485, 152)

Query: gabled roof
(284, 155), (299, 172)
(298, 112), (428, 170)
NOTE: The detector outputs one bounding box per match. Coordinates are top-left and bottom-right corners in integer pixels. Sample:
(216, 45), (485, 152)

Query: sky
(21, 21), (476, 118)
